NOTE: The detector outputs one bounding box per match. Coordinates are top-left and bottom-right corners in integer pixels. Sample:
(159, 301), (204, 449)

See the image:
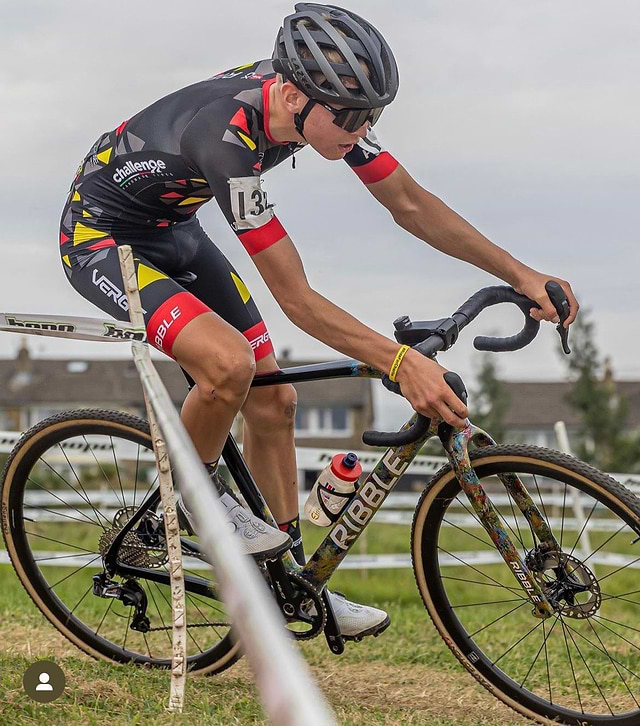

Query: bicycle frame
(239, 359), (558, 618)
(105, 357), (559, 618)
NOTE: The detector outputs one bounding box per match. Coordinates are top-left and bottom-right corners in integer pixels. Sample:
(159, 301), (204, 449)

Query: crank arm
(321, 588), (345, 655)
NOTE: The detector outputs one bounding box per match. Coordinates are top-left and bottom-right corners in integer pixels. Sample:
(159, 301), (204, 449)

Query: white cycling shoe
(328, 590), (390, 639)
(177, 491), (291, 561)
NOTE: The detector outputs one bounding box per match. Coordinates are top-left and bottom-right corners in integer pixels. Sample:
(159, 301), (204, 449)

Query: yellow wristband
(389, 345), (410, 382)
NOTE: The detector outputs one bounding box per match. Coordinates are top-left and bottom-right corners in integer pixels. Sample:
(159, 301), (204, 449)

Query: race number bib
(228, 176), (274, 230)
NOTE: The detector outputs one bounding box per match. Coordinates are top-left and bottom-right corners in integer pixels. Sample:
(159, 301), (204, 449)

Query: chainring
(283, 572), (327, 641)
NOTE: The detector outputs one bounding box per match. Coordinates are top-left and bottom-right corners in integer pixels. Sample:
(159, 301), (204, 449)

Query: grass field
(2, 514), (639, 725)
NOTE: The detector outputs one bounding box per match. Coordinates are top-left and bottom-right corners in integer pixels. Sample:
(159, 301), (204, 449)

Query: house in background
(0, 342), (375, 461)
(500, 379), (640, 449)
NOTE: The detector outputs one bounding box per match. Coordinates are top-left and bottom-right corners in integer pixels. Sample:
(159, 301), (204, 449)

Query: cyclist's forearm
(284, 287), (403, 373)
(395, 188), (529, 286)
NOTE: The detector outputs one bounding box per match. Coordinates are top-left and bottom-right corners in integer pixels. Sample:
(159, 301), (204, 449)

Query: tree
(469, 354), (510, 441)
(562, 312), (640, 473)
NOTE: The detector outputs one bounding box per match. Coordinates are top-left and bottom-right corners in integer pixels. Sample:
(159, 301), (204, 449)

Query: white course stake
(117, 246), (187, 712)
(117, 245), (335, 725)
(554, 421), (593, 558)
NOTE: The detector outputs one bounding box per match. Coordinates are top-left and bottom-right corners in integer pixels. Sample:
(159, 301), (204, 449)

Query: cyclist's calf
(242, 383), (297, 437)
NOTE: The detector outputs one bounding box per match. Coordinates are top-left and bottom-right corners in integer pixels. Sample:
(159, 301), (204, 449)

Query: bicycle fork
(442, 425), (558, 619)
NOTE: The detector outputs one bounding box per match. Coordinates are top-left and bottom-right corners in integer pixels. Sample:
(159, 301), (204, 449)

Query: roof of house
(0, 347), (373, 409)
(501, 380), (640, 429)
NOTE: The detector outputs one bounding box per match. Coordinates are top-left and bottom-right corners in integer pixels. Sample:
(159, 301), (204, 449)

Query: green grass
(1, 515), (639, 724)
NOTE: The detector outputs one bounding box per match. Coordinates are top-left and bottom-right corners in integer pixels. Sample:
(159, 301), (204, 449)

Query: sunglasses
(315, 101), (384, 133)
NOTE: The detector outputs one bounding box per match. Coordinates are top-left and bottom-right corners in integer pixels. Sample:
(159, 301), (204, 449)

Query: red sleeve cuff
(238, 216), (287, 256)
(352, 152), (399, 185)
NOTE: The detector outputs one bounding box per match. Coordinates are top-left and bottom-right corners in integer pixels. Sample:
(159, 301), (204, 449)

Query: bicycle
(2, 281), (639, 724)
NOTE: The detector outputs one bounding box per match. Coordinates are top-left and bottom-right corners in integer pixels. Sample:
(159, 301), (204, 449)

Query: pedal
(342, 614), (391, 642)
(321, 587), (345, 655)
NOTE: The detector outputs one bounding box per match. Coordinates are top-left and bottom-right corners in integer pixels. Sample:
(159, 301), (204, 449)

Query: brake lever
(545, 281), (571, 354)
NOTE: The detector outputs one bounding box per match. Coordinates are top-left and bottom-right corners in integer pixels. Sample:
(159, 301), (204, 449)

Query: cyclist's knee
(182, 341), (256, 407)
(243, 383), (297, 434)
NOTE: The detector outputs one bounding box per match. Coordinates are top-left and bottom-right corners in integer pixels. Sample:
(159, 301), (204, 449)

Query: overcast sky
(1, 1), (638, 427)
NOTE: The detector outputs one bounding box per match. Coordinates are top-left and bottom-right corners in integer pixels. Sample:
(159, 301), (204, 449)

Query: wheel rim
(5, 417), (235, 669)
(415, 455), (640, 722)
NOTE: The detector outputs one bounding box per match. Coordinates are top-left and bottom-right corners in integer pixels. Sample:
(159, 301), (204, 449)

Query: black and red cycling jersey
(59, 59), (399, 360)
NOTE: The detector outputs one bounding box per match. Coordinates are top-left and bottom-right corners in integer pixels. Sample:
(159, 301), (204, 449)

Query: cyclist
(58, 3), (579, 639)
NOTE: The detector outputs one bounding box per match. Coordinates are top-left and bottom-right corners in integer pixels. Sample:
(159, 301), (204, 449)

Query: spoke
(469, 601), (527, 639)
(581, 522), (629, 566)
(34, 460), (111, 530)
(542, 617), (557, 704)
(141, 472), (160, 509)
(142, 631), (153, 659)
(442, 517), (494, 549)
(186, 591), (229, 619)
(520, 616), (560, 691)
(564, 622), (614, 715)
(58, 443), (110, 530)
(83, 435), (126, 509)
(186, 593), (224, 640)
(532, 473), (551, 530)
(155, 582), (204, 653)
(95, 598), (115, 637)
(493, 501), (527, 551)
(560, 619), (584, 713)
(147, 584), (173, 647)
(585, 617), (640, 708)
(564, 619), (640, 682)
(595, 556), (640, 585)
(592, 616), (640, 650)
(110, 436), (127, 511)
(438, 546), (527, 596)
(35, 552), (100, 563)
(455, 496), (484, 529)
(67, 583), (94, 620)
(441, 575), (523, 596)
(600, 594), (640, 607)
(47, 555), (102, 590)
(25, 504), (103, 528)
(25, 530), (97, 554)
(491, 616), (546, 667)
(568, 497), (599, 560)
(133, 444), (140, 507)
(560, 481), (568, 549)
(452, 598), (524, 609)
(26, 476), (106, 528)
(601, 587), (640, 601)
(122, 607), (132, 652)
(506, 487), (526, 557)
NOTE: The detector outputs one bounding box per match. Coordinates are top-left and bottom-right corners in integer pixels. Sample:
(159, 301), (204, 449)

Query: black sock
(278, 517), (305, 566)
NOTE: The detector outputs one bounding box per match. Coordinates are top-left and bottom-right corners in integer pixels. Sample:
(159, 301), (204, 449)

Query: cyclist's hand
(395, 350), (469, 427)
(514, 269), (579, 328)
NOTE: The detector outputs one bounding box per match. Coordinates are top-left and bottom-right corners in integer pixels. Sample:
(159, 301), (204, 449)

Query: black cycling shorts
(60, 212), (274, 362)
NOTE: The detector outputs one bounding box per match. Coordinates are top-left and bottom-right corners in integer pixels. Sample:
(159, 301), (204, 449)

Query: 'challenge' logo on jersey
(113, 159), (167, 184)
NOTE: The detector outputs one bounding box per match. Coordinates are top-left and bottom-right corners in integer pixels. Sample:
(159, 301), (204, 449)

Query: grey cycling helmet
(272, 3), (399, 112)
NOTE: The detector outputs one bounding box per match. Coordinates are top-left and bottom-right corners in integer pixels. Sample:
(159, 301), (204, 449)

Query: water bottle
(304, 452), (362, 527)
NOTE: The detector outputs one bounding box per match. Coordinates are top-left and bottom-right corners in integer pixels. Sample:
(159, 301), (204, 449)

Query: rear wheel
(1, 409), (241, 675)
(412, 445), (640, 725)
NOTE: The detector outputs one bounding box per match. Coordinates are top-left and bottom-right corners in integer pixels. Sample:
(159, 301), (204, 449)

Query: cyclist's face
(303, 101), (369, 160)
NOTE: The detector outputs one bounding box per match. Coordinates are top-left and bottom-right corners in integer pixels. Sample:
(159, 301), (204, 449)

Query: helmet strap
(293, 98), (316, 140)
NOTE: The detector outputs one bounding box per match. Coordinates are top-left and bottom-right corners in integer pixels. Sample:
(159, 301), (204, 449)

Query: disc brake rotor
(530, 550), (601, 619)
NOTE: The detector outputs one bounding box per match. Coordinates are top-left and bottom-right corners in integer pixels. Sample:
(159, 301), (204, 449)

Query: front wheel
(412, 444), (640, 725)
